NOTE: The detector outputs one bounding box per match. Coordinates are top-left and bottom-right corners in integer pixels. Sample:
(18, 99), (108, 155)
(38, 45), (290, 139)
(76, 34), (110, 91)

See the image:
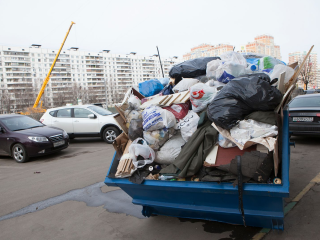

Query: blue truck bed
(104, 109), (291, 229)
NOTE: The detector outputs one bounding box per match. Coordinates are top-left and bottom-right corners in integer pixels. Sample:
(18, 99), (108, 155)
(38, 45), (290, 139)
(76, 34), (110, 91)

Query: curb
(251, 172), (320, 240)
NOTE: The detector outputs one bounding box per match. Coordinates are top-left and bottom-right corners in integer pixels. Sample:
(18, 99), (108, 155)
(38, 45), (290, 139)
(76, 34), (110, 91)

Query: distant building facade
(183, 43), (234, 61)
(240, 35), (281, 60)
(0, 45), (179, 113)
(288, 51), (318, 89)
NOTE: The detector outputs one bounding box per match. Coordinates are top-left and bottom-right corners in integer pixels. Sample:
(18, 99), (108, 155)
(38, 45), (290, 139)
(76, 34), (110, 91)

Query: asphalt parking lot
(1, 136), (320, 240)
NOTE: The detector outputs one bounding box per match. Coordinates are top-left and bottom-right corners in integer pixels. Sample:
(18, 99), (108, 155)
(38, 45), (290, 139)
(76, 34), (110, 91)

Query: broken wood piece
(277, 71), (286, 94)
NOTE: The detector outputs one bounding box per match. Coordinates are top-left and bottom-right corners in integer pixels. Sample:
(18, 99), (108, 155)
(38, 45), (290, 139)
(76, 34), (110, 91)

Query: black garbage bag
(169, 57), (220, 81)
(207, 73), (283, 130)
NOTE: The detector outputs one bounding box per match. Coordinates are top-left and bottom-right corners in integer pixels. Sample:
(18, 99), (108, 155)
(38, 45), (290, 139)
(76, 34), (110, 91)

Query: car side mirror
(0, 127), (3, 133)
(88, 114), (96, 119)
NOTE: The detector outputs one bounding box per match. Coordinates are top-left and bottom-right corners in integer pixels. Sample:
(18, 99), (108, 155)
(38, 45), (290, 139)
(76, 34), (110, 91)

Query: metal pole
(33, 21), (75, 108)
(156, 46), (164, 78)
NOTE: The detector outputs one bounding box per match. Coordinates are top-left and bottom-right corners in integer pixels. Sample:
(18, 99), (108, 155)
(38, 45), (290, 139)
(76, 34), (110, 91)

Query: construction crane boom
(33, 21), (75, 108)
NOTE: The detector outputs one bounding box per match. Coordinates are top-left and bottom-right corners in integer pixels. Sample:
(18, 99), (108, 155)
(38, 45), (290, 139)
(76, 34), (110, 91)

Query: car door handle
(74, 120), (79, 123)
(53, 121), (58, 122)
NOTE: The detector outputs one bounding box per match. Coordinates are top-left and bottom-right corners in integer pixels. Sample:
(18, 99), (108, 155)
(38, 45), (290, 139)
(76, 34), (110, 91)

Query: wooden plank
(114, 113), (128, 135)
(178, 91), (190, 103)
(162, 95), (173, 105)
(159, 96), (168, 105)
(115, 105), (126, 122)
(123, 140), (132, 154)
(277, 71), (286, 94)
(167, 93), (181, 106)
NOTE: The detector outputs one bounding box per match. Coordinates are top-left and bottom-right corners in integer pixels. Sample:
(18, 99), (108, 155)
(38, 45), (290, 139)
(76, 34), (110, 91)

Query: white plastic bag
(215, 61), (247, 83)
(142, 106), (176, 131)
(173, 78), (198, 92)
(129, 138), (155, 168)
(190, 83), (217, 112)
(206, 60), (221, 78)
(218, 134), (236, 148)
(230, 119), (278, 145)
(177, 110), (200, 142)
(269, 64), (294, 84)
(128, 94), (141, 109)
(207, 52), (248, 84)
(220, 51), (247, 67)
(155, 133), (186, 164)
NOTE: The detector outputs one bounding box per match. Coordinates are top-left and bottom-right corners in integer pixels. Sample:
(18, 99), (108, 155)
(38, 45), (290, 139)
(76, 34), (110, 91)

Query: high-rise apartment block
(183, 44), (234, 61)
(288, 51), (318, 89)
(0, 45), (179, 113)
(240, 35), (281, 60)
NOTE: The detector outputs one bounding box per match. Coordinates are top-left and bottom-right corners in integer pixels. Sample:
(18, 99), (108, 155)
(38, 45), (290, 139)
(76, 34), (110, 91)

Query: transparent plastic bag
(142, 106), (176, 131)
(258, 56), (285, 71)
(128, 94), (141, 109)
(177, 110), (200, 142)
(128, 119), (143, 141)
(124, 110), (142, 128)
(143, 128), (175, 150)
(190, 83), (217, 112)
(129, 138), (155, 168)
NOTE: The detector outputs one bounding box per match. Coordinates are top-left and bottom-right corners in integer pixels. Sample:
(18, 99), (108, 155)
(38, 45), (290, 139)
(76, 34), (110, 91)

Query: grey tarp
(244, 111), (277, 126)
(160, 120), (218, 177)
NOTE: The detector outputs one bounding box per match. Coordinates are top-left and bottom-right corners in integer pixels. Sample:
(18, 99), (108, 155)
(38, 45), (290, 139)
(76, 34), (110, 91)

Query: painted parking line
(251, 172), (320, 240)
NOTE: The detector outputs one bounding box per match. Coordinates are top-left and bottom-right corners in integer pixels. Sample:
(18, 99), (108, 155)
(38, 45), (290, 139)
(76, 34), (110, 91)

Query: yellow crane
(21, 21), (75, 115)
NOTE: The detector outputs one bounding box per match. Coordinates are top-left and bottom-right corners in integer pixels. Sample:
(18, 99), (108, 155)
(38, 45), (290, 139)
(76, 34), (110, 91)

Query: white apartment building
(0, 45), (179, 113)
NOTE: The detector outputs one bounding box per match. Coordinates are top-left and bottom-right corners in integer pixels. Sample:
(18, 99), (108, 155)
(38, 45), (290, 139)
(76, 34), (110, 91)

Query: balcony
(85, 56), (103, 60)
(4, 57), (30, 62)
(3, 51), (29, 56)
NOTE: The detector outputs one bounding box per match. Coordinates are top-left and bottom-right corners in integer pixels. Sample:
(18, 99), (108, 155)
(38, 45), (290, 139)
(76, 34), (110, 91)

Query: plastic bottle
(245, 64), (258, 74)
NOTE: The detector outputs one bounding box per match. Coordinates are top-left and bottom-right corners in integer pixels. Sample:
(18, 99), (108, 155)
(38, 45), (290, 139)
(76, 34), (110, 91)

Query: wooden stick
(162, 95), (173, 105)
(168, 93), (181, 106)
(159, 96), (168, 105)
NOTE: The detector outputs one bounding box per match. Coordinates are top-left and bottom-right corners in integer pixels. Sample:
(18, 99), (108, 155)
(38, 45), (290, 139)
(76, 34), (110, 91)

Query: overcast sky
(0, 0), (318, 63)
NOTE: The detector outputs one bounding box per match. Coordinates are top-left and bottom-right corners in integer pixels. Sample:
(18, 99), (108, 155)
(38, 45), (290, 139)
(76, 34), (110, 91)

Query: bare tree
(299, 56), (316, 90)
(0, 90), (12, 114)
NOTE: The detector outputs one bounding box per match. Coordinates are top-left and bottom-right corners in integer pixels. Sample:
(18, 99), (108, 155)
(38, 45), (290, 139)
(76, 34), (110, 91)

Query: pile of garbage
(112, 51), (295, 185)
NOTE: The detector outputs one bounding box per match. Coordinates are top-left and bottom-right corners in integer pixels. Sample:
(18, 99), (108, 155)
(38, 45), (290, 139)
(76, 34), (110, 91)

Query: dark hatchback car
(289, 94), (320, 135)
(0, 114), (69, 163)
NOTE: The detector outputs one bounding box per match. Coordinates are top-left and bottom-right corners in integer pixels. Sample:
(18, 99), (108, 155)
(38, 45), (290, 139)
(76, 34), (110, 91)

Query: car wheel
(12, 143), (29, 163)
(103, 127), (119, 144)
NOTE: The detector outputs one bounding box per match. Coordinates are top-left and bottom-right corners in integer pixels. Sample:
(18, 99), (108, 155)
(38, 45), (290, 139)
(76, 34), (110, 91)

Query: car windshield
(289, 96), (320, 108)
(87, 106), (112, 116)
(1, 115), (43, 131)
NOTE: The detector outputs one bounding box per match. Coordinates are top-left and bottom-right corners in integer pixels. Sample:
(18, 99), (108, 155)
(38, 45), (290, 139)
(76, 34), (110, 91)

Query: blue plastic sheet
(158, 78), (170, 86)
(139, 79), (164, 97)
